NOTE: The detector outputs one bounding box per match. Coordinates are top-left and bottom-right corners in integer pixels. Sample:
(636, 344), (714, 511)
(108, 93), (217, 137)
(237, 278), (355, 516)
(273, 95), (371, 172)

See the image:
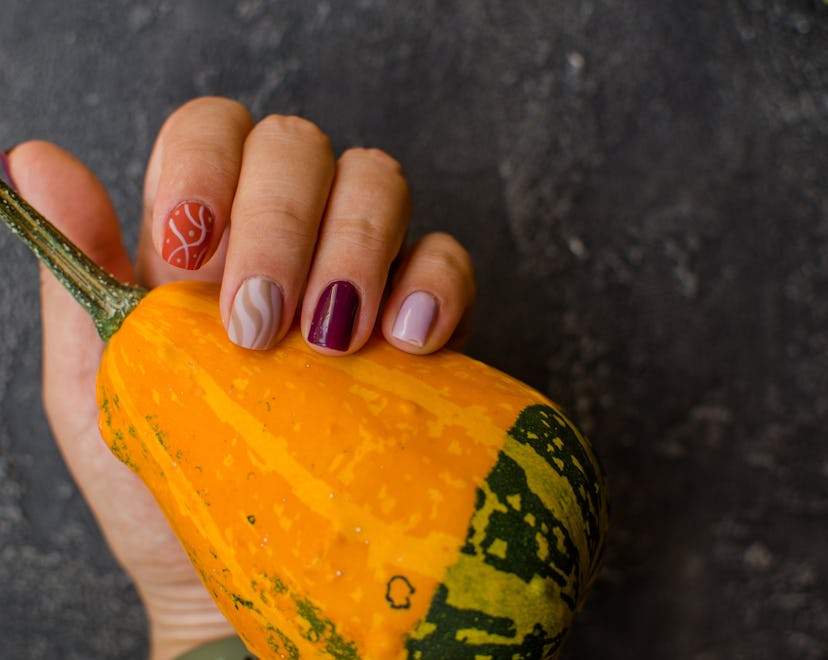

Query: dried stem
(0, 178), (145, 341)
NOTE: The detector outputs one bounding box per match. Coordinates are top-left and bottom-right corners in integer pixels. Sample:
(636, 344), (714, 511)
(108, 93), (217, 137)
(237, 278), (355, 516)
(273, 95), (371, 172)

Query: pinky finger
(382, 232), (476, 354)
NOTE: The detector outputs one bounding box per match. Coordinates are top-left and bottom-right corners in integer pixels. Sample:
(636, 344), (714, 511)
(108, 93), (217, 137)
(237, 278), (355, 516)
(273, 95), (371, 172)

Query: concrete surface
(0, 1), (826, 658)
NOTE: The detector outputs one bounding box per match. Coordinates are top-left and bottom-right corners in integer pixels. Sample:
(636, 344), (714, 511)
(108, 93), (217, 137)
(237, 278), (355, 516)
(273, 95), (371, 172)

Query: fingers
(221, 115), (335, 349)
(138, 97), (476, 355)
(383, 232), (476, 353)
(138, 96), (254, 287)
(299, 148), (410, 354)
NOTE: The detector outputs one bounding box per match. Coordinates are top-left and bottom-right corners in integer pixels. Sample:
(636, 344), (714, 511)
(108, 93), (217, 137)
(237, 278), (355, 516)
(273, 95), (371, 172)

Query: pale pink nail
(392, 291), (437, 347)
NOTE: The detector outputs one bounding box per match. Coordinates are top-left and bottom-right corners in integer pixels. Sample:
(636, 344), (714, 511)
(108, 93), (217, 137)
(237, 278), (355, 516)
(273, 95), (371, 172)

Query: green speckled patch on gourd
(406, 404), (607, 659)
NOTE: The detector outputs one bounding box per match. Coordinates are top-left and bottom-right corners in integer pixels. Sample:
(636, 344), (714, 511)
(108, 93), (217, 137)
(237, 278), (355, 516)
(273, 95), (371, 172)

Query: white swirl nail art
(229, 278), (282, 350)
(162, 201), (214, 269)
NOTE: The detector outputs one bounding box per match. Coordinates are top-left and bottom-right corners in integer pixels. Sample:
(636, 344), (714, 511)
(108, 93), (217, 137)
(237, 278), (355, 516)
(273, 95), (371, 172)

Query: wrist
(170, 636), (254, 660)
(140, 579), (237, 660)
(150, 626), (240, 660)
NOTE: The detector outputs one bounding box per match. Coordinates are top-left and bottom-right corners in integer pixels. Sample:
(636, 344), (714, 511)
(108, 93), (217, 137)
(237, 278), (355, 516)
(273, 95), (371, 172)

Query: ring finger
(301, 148), (411, 354)
(138, 97), (254, 286)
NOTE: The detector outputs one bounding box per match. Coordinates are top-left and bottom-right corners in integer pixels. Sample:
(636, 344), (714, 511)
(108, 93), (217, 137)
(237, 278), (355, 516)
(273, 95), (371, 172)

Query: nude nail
(162, 201), (214, 270)
(228, 277), (282, 350)
(392, 291), (437, 347)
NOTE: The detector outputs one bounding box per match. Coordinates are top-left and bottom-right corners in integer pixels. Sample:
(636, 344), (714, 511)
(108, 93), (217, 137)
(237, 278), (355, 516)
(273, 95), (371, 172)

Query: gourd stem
(0, 178), (146, 341)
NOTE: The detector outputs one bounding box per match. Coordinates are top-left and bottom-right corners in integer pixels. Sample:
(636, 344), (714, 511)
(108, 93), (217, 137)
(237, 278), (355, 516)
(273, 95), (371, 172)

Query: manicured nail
(0, 150), (18, 191)
(392, 291), (437, 347)
(162, 201), (214, 269)
(228, 277), (282, 350)
(308, 280), (360, 351)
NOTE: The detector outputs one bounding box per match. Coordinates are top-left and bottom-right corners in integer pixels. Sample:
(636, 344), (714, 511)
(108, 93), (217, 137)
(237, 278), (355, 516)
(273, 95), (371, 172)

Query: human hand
(6, 97), (475, 659)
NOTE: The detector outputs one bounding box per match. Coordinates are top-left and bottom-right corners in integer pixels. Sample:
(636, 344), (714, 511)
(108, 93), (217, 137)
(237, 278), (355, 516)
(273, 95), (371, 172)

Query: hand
(8, 97), (475, 659)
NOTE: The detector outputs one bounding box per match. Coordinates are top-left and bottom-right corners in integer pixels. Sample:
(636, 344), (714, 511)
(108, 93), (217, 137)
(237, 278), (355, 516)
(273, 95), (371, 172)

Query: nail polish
(228, 277), (282, 350)
(0, 150), (18, 191)
(392, 291), (437, 347)
(308, 280), (360, 351)
(162, 201), (214, 269)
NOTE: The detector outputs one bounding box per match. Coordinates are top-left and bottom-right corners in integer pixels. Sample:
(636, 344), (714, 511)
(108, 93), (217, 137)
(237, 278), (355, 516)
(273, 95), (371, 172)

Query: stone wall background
(0, 1), (826, 658)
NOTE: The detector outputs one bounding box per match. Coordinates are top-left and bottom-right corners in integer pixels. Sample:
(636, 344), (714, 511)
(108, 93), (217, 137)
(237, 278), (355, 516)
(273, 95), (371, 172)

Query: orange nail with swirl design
(162, 200), (215, 270)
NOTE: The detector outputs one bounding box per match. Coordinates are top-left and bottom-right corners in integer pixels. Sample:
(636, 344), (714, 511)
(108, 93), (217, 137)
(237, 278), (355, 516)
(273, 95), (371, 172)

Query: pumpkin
(1, 180), (609, 659)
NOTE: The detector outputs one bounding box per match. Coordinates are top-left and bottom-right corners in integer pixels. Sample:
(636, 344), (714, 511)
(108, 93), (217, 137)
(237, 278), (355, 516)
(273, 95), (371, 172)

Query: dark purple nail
(308, 280), (360, 351)
(0, 150), (18, 191)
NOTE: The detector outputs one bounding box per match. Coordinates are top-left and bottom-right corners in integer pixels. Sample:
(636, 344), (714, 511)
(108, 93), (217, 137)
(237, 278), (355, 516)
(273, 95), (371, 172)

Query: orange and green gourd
(0, 179), (609, 659)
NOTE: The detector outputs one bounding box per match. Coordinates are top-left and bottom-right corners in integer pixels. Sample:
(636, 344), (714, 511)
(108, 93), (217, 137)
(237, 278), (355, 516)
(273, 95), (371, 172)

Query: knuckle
(244, 194), (317, 238)
(419, 233), (475, 286)
(338, 148), (412, 215)
(327, 215), (390, 256)
(256, 114), (331, 150)
(340, 147), (404, 175)
(269, 221), (319, 246)
(192, 96), (250, 118)
(166, 96), (252, 131)
(165, 139), (239, 178)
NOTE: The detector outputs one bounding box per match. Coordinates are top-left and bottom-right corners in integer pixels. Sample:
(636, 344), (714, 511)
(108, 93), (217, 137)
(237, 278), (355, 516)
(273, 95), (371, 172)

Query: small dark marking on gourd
(100, 392), (113, 427)
(293, 595), (359, 659)
(145, 415), (169, 450)
(385, 575), (416, 609)
(266, 624), (300, 659)
(247, 514), (257, 525)
(271, 574), (288, 594)
(231, 593), (258, 612)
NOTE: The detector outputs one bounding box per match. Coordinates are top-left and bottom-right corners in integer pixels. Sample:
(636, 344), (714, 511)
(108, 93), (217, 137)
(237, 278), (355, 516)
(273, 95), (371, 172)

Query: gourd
(1, 179), (608, 659)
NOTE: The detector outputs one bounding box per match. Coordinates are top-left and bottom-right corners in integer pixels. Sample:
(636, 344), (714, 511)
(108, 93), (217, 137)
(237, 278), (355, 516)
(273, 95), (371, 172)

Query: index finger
(137, 97), (254, 287)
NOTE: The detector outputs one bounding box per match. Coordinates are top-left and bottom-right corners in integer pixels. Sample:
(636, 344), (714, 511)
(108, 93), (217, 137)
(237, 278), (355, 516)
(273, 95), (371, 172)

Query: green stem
(0, 178), (146, 341)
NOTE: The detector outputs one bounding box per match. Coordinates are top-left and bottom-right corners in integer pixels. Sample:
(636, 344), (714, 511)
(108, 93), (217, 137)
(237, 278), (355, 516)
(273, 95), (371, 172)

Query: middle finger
(301, 147), (411, 354)
(221, 114), (335, 349)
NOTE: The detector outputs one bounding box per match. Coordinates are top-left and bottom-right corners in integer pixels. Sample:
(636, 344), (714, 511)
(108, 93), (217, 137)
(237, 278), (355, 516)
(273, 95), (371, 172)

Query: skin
(8, 97), (475, 659)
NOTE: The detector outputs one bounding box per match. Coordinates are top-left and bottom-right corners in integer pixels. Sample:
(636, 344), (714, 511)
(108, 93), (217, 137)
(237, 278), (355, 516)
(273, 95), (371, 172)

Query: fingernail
(308, 280), (360, 351)
(392, 291), (437, 347)
(162, 201), (214, 270)
(0, 150), (19, 191)
(228, 277), (283, 350)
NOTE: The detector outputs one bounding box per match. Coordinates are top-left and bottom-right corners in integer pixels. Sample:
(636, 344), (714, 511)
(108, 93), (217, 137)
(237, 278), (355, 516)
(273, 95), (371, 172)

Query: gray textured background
(1, 1), (826, 658)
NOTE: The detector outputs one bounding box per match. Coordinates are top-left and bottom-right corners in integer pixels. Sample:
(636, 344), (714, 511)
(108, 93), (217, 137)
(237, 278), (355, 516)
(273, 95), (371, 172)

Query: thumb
(8, 142), (195, 581)
(7, 140), (135, 453)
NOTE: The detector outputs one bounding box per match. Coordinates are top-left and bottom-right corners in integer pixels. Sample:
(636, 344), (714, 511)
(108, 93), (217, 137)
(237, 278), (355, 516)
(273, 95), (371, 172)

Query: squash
(98, 281), (608, 658)
(1, 180), (609, 659)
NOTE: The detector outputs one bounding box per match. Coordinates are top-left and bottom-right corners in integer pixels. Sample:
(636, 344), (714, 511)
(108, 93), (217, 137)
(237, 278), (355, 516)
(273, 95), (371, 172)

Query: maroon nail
(0, 150), (19, 191)
(308, 280), (360, 351)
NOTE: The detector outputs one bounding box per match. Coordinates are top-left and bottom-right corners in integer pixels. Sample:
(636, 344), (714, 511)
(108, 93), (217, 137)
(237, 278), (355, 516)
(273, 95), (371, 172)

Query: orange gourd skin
(96, 281), (608, 659)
